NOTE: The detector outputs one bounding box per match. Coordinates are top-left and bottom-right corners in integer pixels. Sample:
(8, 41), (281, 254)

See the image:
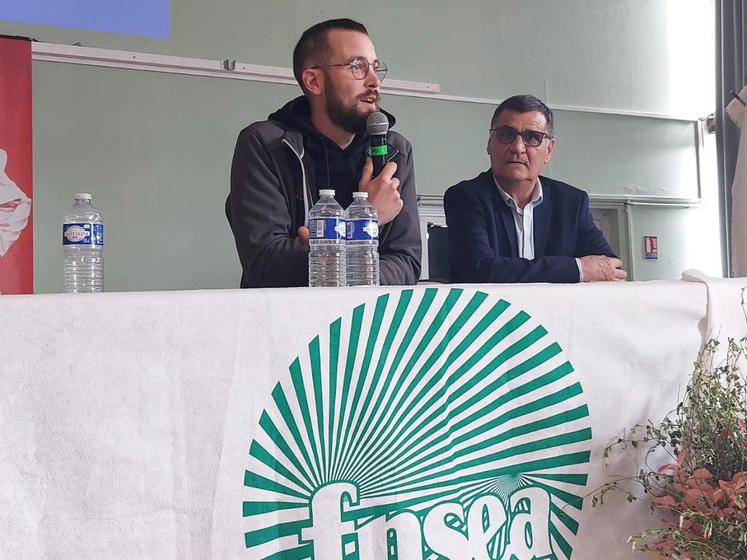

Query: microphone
(366, 112), (389, 177)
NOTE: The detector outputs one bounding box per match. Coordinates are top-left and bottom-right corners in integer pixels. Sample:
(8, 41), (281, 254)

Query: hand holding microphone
(359, 158), (401, 225)
(359, 112), (403, 226)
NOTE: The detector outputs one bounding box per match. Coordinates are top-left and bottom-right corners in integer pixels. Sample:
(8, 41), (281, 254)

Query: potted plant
(593, 336), (747, 559)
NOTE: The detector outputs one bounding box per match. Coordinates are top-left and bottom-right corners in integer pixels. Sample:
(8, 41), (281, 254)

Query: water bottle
(308, 189), (346, 287)
(345, 191), (379, 286)
(63, 193), (104, 293)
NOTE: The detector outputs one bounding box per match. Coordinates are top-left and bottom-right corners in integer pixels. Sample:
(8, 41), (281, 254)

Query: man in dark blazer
(444, 94), (627, 283)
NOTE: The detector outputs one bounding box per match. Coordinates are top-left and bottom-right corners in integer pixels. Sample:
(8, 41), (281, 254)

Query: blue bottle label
(63, 223), (104, 246)
(308, 218), (345, 241)
(346, 219), (379, 243)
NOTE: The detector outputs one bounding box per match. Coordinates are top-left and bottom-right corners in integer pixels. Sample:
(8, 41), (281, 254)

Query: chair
(426, 223), (449, 283)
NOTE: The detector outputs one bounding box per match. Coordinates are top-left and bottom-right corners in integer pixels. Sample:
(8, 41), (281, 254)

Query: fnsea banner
(0, 37), (33, 295)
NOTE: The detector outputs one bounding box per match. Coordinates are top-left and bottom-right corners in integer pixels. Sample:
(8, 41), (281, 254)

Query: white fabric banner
(1, 280), (746, 559)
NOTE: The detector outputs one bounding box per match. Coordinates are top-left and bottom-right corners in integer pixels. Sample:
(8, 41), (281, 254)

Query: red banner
(0, 37), (33, 294)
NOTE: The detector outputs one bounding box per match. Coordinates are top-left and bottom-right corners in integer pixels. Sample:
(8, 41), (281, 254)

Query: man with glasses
(444, 94), (626, 283)
(226, 18), (421, 287)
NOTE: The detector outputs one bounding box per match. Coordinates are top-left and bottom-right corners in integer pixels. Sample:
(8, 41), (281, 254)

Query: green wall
(0, 0), (719, 291)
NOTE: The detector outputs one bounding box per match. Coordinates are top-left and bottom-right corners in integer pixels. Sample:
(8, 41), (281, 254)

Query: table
(2, 278), (745, 559)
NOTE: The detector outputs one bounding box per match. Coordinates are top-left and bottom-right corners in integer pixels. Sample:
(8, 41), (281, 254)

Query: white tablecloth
(1, 279), (746, 559)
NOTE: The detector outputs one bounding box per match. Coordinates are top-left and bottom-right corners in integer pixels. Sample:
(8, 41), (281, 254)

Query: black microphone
(366, 111), (389, 177)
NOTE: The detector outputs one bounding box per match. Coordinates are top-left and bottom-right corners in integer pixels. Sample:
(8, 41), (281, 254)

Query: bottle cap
(74, 193), (92, 200)
(353, 191), (369, 199)
(318, 189), (336, 197)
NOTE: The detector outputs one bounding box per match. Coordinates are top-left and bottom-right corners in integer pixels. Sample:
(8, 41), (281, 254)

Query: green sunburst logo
(242, 288), (592, 559)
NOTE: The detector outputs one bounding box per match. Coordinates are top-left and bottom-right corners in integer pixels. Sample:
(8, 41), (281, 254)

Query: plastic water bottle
(308, 189), (346, 287)
(63, 193), (104, 293)
(345, 191), (379, 286)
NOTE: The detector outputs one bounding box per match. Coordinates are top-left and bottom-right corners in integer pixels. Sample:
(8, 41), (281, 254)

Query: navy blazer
(444, 171), (615, 283)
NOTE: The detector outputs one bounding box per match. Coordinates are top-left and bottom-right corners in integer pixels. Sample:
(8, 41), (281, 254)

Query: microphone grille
(366, 111), (389, 136)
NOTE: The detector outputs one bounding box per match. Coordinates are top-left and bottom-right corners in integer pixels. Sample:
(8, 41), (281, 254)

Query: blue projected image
(0, 0), (170, 38)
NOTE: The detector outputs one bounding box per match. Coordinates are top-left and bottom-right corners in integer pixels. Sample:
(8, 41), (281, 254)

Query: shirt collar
(492, 176), (543, 209)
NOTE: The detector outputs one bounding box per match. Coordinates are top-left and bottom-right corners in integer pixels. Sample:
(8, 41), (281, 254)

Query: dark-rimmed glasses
(311, 57), (388, 81)
(490, 126), (552, 148)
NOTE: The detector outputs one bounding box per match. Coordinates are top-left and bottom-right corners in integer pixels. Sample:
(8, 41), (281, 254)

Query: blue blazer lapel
(533, 180), (552, 258)
(480, 171), (519, 258)
(497, 201), (519, 257)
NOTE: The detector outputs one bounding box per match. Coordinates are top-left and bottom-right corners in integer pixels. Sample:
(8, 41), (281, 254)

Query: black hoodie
(269, 97), (374, 211)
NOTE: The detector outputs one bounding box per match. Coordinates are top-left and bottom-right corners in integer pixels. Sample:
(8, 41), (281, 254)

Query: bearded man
(226, 18), (421, 287)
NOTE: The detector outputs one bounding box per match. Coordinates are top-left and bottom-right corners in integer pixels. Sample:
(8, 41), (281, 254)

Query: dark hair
(292, 18), (369, 90)
(491, 94), (554, 138)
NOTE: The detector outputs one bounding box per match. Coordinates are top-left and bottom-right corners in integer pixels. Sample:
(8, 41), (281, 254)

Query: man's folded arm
(472, 255), (580, 283)
(228, 127), (308, 287)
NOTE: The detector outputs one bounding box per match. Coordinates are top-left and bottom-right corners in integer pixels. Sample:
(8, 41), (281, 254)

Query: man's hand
(297, 226), (310, 250)
(580, 255), (627, 282)
(359, 158), (403, 225)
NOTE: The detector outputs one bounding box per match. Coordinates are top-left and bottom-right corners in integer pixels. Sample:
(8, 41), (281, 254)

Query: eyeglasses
(490, 126), (552, 148)
(311, 57), (388, 81)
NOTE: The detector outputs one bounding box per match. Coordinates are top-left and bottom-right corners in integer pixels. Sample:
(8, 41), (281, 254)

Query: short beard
(324, 77), (367, 134)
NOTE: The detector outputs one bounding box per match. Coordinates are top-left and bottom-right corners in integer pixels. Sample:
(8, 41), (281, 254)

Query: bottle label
(308, 218), (345, 242)
(346, 219), (379, 244)
(63, 223), (104, 246)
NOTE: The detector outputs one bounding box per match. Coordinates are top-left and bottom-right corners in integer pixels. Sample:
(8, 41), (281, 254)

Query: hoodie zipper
(281, 138), (310, 227)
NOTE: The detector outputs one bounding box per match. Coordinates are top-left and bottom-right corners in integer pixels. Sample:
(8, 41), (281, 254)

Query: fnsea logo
(241, 288), (592, 559)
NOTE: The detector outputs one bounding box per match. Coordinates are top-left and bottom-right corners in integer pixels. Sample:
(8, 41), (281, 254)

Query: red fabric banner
(0, 37), (33, 294)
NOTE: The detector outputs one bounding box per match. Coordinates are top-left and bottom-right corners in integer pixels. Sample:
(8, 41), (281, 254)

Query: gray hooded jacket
(226, 96), (421, 288)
